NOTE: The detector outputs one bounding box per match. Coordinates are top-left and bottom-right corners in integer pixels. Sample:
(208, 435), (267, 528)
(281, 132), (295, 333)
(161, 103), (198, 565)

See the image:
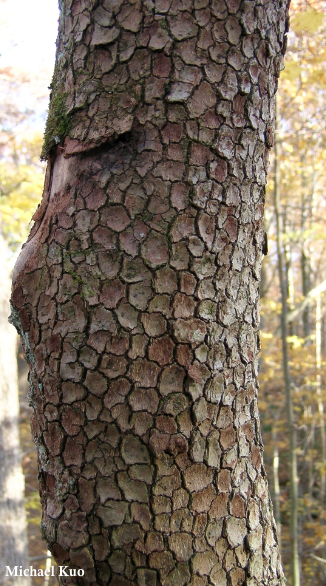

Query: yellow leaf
(307, 69), (326, 89)
(291, 7), (324, 34)
(281, 59), (301, 82)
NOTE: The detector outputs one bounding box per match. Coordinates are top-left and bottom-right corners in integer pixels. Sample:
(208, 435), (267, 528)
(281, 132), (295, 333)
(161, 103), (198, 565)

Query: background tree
(10, 1), (289, 585)
(0, 60), (44, 586)
(0, 227), (30, 586)
(259, 3), (326, 585)
(0, 1), (58, 575)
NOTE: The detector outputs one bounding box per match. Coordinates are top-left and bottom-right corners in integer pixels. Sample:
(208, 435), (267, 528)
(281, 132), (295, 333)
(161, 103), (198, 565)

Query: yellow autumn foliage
(0, 133), (44, 248)
(291, 7), (324, 34)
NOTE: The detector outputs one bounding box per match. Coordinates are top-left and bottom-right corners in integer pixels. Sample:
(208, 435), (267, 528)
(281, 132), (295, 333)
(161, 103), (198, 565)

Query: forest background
(1, 0), (326, 585)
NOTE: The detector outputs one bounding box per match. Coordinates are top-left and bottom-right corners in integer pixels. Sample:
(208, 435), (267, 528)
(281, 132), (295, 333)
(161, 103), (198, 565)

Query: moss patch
(41, 92), (72, 161)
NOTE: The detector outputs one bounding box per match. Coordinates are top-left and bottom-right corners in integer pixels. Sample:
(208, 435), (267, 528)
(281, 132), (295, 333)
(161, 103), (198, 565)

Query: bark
(0, 230), (30, 586)
(10, 1), (289, 585)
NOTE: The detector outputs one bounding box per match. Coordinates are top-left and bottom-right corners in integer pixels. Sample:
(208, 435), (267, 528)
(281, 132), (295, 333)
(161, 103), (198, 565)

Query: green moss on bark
(41, 92), (72, 161)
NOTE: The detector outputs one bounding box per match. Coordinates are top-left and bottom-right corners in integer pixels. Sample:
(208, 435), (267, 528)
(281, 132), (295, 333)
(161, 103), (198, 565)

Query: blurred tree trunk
(300, 156), (310, 340)
(315, 293), (325, 500)
(0, 229), (30, 586)
(274, 102), (300, 586)
(271, 412), (282, 546)
(10, 0), (290, 584)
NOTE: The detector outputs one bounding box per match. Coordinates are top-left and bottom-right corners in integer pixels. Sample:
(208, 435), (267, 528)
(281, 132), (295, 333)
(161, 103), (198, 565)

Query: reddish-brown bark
(10, 0), (289, 584)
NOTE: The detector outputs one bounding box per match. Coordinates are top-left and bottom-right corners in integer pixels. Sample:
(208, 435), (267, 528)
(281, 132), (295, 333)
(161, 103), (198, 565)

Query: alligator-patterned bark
(10, 0), (290, 584)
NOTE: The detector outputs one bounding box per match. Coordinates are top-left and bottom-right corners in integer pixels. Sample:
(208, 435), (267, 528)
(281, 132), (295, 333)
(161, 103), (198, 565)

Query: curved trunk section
(10, 0), (289, 584)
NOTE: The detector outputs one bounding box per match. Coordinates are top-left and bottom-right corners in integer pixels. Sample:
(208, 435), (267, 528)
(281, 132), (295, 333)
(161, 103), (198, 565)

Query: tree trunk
(10, 1), (289, 584)
(300, 154), (310, 340)
(274, 101), (300, 586)
(0, 230), (30, 586)
(315, 293), (325, 500)
(271, 414), (282, 547)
